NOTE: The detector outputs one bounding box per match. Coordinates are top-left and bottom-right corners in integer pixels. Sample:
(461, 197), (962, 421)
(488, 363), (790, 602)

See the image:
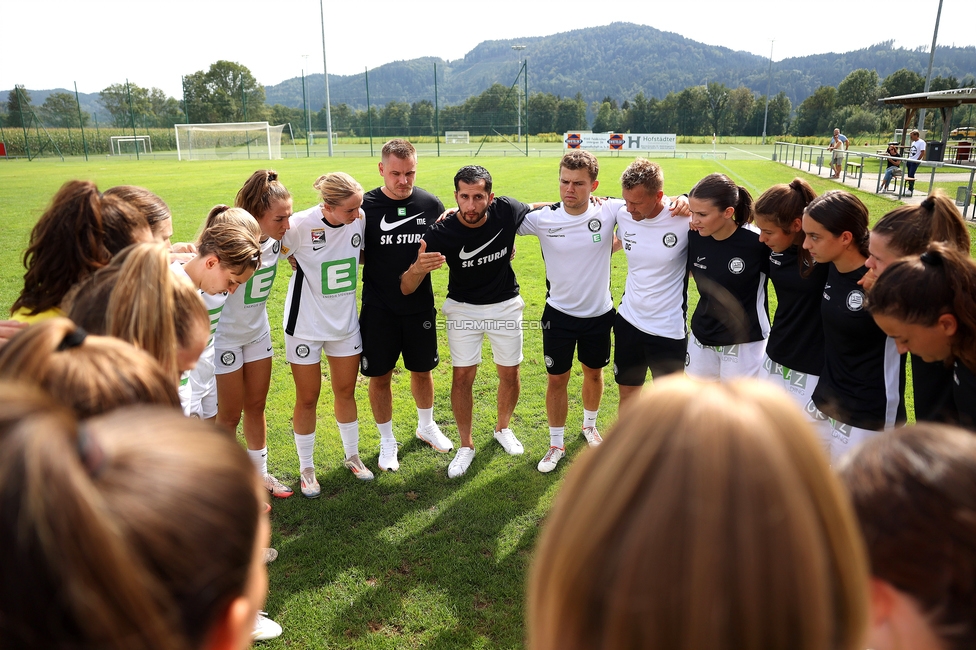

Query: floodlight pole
(319, 0), (334, 157)
(512, 45), (526, 142)
(761, 40), (773, 145)
(917, 0), (943, 132)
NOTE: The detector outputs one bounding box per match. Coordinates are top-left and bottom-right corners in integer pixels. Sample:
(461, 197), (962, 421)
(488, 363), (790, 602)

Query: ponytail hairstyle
(12, 180), (150, 316)
(0, 318), (180, 417)
(873, 189), (970, 257)
(171, 272), (209, 362)
(104, 185), (172, 238)
(838, 422), (976, 650)
(689, 173), (754, 226)
(868, 243), (976, 372)
(236, 169), (292, 221)
(754, 177), (817, 272)
(195, 205), (261, 276)
(0, 387), (262, 650)
(804, 190), (870, 258)
(313, 172), (364, 207)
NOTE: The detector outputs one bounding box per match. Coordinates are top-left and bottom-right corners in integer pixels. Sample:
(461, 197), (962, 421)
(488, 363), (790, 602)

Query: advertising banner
(564, 132), (676, 151)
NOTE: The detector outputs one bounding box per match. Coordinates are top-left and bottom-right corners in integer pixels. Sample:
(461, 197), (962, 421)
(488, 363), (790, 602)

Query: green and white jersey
(281, 204), (364, 342)
(170, 260), (227, 414)
(214, 237), (282, 347)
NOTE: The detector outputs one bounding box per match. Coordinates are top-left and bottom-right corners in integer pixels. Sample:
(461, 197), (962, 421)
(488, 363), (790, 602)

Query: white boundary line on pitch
(730, 146), (771, 160)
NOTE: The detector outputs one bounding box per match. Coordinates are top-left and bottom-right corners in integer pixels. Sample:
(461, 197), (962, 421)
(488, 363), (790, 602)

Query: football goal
(174, 122), (285, 161)
(445, 131), (470, 144)
(110, 135), (152, 155)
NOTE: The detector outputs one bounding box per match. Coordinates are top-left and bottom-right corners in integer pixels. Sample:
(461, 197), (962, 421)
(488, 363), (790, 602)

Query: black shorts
(613, 313), (687, 386)
(359, 303), (439, 376)
(541, 304), (614, 375)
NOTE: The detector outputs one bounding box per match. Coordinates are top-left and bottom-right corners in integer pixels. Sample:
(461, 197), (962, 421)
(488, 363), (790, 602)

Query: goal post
(174, 122), (285, 161)
(110, 135), (152, 155)
(445, 131), (470, 144)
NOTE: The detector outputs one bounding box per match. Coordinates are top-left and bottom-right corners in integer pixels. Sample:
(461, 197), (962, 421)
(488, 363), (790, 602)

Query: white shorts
(285, 331), (362, 365)
(215, 330), (273, 375)
(804, 400), (880, 464)
(685, 333), (766, 381)
(760, 354), (822, 411)
(180, 353), (218, 419)
(442, 295), (524, 367)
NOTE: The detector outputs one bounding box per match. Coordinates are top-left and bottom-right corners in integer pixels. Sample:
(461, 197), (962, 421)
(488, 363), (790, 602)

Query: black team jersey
(688, 226), (770, 346)
(812, 264), (904, 430)
(952, 360), (976, 431)
(766, 246), (828, 374)
(362, 187), (445, 314)
(421, 196), (531, 305)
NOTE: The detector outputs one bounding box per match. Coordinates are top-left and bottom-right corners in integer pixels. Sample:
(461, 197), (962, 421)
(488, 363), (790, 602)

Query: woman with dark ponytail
(862, 191), (971, 424)
(802, 191), (904, 460)
(685, 173), (770, 380)
(869, 243), (976, 431)
(215, 170), (295, 500)
(754, 178), (828, 422)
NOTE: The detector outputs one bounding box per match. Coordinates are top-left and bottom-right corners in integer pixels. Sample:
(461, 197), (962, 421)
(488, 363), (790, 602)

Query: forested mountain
(266, 22), (976, 112)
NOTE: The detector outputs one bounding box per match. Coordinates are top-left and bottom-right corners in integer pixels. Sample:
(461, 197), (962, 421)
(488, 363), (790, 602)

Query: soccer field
(0, 154), (914, 649)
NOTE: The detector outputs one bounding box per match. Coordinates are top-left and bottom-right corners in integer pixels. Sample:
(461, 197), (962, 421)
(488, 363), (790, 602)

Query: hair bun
(57, 327), (88, 351)
(921, 197), (935, 211)
(267, 171), (278, 183)
(920, 250), (943, 266)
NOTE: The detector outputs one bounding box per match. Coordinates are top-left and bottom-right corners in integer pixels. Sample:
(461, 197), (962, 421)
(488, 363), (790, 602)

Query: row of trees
(794, 67), (975, 137)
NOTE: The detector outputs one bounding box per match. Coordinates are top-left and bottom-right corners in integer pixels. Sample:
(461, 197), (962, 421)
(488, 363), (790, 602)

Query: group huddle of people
(1, 138), (974, 649)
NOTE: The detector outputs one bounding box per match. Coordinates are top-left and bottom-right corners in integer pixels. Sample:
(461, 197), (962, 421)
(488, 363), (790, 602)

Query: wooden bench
(845, 161), (862, 176)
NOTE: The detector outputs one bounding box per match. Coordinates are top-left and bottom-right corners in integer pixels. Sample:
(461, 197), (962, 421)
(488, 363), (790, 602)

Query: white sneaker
(253, 612), (282, 641)
(343, 454), (375, 481)
(300, 467), (320, 499)
(582, 426), (603, 447)
(537, 446), (565, 473)
(493, 428), (524, 455)
(448, 447), (476, 478)
(416, 422), (453, 453)
(378, 439), (400, 472)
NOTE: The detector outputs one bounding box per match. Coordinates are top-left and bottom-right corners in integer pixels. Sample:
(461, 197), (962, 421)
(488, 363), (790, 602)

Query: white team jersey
(518, 201), (616, 318)
(615, 197), (691, 339)
(280, 204), (364, 341)
(170, 261), (227, 413)
(214, 237), (282, 347)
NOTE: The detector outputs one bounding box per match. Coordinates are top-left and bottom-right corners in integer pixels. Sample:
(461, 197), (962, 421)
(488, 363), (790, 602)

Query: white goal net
(110, 135), (151, 155)
(174, 122), (285, 161)
(445, 131), (470, 144)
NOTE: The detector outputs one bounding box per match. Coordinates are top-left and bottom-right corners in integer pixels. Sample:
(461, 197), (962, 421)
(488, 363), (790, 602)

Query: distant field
(0, 154), (923, 649)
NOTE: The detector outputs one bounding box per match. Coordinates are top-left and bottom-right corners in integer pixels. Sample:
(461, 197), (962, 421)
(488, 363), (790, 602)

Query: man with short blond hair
(360, 139), (452, 472)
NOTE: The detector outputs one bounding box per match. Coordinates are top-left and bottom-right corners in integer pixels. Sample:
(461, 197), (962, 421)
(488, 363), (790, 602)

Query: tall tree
(795, 85), (837, 136)
(409, 100), (434, 136)
(554, 94), (587, 133)
(881, 69), (925, 98)
(99, 82), (152, 127)
(726, 86), (754, 135)
(837, 69), (880, 108)
(5, 85), (32, 127)
(183, 61), (266, 123)
(39, 92), (87, 128)
(526, 92), (558, 134)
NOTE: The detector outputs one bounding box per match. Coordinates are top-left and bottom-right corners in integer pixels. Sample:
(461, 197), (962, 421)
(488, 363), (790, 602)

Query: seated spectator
(880, 143), (902, 192)
(0, 384), (268, 650)
(838, 423), (976, 650)
(528, 376), (869, 650)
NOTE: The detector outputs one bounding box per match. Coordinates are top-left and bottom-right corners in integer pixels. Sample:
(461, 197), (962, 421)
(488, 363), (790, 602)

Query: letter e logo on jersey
(320, 257), (357, 295)
(846, 290), (864, 311)
(244, 265), (278, 305)
(662, 232), (678, 248)
(728, 257), (745, 274)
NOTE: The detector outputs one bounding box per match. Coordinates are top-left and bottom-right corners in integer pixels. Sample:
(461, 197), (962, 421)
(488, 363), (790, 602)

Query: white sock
(247, 447), (269, 477)
(417, 407), (434, 429)
(583, 409), (599, 430)
(338, 420), (360, 459)
(294, 431), (315, 471)
(377, 420), (395, 442)
(549, 426), (565, 449)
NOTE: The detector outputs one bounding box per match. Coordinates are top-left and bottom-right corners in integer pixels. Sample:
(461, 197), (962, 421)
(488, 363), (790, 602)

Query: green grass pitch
(0, 154), (924, 649)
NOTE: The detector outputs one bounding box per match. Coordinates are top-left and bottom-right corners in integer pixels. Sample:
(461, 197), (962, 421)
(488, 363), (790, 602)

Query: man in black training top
(401, 165), (542, 478)
(360, 139), (454, 472)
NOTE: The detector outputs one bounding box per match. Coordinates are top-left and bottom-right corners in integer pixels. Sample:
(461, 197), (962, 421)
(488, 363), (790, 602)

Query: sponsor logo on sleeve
(311, 228), (326, 250)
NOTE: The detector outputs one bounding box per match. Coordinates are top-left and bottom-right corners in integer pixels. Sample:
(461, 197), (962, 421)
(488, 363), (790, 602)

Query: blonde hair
(63, 243), (207, 378)
(313, 172), (363, 207)
(528, 376), (869, 650)
(0, 318), (180, 417)
(0, 386), (261, 650)
(620, 158), (663, 194)
(194, 205), (261, 276)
